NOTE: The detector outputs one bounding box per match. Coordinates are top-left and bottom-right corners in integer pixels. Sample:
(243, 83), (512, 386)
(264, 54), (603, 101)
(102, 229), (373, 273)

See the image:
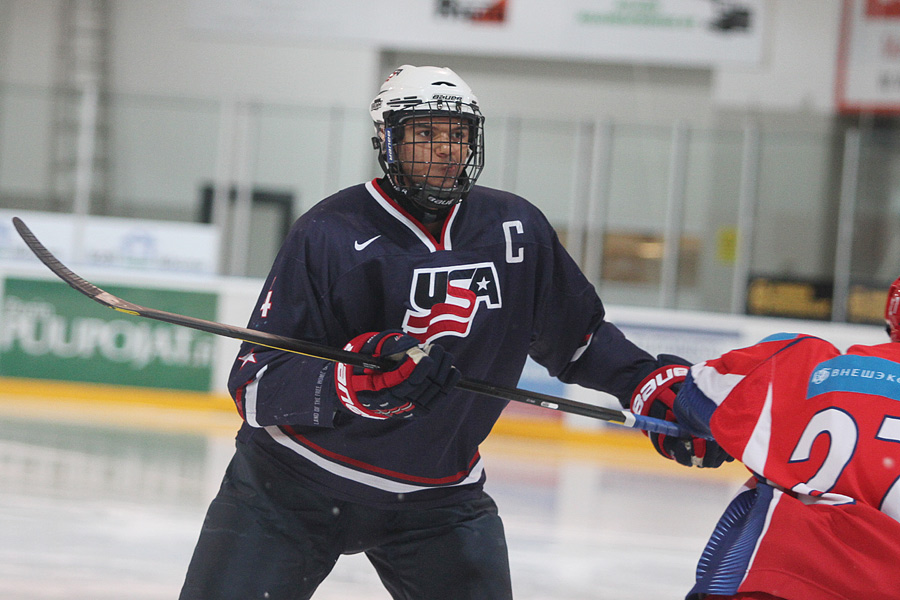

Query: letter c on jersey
(503, 220), (524, 264)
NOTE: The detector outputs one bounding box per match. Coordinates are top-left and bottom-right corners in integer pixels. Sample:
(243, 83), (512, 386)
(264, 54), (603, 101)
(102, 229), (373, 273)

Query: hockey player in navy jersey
(179, 65), (729, 600)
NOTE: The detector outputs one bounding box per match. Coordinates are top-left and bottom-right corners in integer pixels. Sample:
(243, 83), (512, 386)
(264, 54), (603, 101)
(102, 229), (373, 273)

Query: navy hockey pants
(179, 441), (513, 600)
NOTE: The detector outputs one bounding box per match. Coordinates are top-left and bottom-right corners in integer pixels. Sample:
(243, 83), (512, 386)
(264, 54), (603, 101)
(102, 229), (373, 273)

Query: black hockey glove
(327, 330), (459, 419)
(630, 355), (732, 468)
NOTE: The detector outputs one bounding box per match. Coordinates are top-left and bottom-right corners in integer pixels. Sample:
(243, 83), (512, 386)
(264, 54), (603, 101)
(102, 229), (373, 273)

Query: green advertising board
(0, 277), (217, 391)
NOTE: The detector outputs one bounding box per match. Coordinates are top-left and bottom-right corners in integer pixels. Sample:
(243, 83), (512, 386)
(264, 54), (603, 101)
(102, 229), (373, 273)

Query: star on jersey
(402, 262), (502, 344)
(238, 351), (257, 368)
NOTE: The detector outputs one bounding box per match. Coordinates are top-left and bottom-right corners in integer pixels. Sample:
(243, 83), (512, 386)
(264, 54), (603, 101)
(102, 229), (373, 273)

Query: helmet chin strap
(399, 175), (466, 215)
(418, 183), (461, 206)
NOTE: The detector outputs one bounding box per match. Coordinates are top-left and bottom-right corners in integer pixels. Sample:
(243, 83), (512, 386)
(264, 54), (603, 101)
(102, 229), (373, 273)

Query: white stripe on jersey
(264, 425), (486, 494)
(690, 362), (744, 406)
(243, 364), (268, 428)
(742, 380), (774, 468)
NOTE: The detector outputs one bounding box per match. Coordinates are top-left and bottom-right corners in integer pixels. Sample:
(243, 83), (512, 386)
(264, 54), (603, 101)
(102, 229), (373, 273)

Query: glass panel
(254, 104), (424, 217)
(676, 127), (744, 312)
(0, 84), (55, 210)
(254, 104), (331, 216)
(510, 118), (580, 228)
(477, 117), (507, 191)
(338, 111), (383, 192)
(751, 129), (835, 281)
(845, 125), (900, 324)
(108, 94), (220, 221)
(597, 123), (672, 308)
(855, 126), (900, 284)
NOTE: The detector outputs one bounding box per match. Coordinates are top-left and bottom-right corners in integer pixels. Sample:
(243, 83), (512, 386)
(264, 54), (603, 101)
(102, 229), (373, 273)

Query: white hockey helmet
(370, 65), (481, 124)
(370, 65), (485, 211)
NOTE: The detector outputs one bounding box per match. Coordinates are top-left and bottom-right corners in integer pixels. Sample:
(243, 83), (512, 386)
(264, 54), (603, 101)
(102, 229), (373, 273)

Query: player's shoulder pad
(462, 186), (556, 245)
(756, 332), (825, 345)
(292, 185), (376, 238)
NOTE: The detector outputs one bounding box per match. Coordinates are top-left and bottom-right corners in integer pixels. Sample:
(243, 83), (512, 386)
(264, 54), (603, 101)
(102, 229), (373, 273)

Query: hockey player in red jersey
(668, 276), (900, 600)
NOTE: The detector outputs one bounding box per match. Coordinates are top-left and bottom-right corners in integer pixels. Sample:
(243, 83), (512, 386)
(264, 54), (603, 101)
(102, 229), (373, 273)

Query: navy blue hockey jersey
(228, 179), (656, 507)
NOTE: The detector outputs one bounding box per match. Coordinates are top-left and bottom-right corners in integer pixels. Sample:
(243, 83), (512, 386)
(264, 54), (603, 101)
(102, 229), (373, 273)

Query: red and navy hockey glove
(630, 355), (732, 468)
(329, 330), (460, 419)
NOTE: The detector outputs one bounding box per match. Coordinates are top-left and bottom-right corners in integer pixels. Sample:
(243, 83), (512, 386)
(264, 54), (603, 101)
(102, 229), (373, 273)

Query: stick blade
(11, 217), (141, 313)
(13, 217), (101, 296)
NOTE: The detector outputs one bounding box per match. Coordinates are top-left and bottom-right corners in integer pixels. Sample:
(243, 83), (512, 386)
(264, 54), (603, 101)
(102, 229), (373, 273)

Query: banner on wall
(188, 0), (765, 67)
(837, 0), (900, 113)
(0, 210), (220, 275)
(0, 277), (218, 391)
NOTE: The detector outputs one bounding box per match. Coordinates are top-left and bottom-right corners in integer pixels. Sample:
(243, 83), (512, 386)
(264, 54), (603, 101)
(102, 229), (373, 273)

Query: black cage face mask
(377, 101), (485, 212)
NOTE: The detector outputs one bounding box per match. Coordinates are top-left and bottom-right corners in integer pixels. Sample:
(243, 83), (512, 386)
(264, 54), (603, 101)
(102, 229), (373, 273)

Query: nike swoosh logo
(354, 235), (381, 251)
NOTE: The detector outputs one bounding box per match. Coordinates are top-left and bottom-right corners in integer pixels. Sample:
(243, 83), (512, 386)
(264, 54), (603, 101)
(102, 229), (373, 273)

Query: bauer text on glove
(630, 355), (732, 468)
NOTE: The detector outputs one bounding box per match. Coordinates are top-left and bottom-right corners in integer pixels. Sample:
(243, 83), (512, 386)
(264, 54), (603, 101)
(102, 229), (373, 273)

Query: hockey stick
(12, 217), (688, 437)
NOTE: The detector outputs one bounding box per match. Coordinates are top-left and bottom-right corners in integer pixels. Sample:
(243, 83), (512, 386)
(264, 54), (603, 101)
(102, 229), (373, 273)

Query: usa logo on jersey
(402, 262), (501, 343)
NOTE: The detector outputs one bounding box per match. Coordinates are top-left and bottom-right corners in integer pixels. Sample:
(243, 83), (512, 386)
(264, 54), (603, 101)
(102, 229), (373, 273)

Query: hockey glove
(630, 355), (732, 468)
(329, 330), (459, 419)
